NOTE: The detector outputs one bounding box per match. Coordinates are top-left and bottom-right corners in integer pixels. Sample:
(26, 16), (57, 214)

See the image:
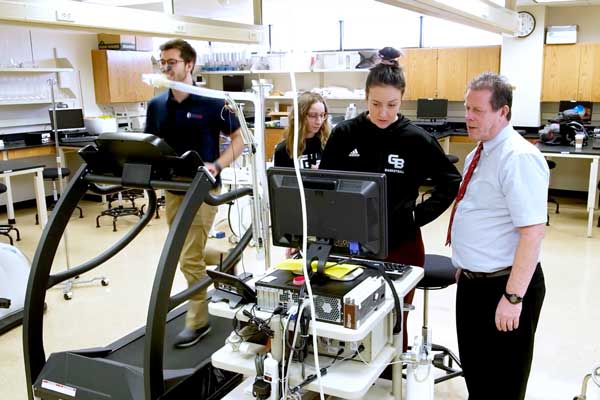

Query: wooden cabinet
(91, 50), (154, 103)
(403, 48), (438, 100)
(265, 128), (284, 161)
(541, 45), (580, 102)
(437, 48), (468, 101)
(467, 46), (501, 84)
(402, 46), (500, 101)
(577, 43), (600, 102)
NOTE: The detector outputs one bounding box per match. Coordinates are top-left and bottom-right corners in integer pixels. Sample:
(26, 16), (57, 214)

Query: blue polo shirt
(144, 88), (240, 163)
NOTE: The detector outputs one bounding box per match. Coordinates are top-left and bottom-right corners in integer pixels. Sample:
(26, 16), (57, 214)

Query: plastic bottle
(345, 103), (356, 120)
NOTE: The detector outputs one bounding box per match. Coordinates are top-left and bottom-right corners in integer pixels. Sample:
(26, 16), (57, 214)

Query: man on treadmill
(145, 39), (244, 348)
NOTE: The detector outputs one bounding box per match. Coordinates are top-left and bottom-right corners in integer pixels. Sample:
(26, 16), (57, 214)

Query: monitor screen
(559, 100), (592, 123)
(48, 108), (85, 131)
(267, 167), (388, 260)
(222, 75), (245, 92)
(417, 98), (448, 119)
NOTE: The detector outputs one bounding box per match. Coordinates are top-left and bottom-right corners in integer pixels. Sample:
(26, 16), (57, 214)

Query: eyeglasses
(307, 112), (328, 121)
(159, 58), (185, 67)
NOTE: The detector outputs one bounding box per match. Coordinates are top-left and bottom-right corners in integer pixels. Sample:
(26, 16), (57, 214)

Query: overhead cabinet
(91, 50), (154, 103)
(541, 43), (600, 102)
(402, 46), (500, 101)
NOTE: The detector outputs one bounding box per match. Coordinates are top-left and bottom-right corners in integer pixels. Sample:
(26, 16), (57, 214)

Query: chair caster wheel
(64, 292), (73, 300)
(101, 279), (109, 287)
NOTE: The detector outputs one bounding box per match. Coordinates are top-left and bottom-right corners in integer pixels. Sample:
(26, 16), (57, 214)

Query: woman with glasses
(273, 91), (330, 169)
(320, 47), (461, 349)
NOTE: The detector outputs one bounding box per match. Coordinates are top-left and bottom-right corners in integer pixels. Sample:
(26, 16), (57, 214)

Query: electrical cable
(289, 70), (325, 400)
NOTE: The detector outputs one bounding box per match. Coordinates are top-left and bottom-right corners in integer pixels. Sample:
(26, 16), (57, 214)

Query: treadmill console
(78, 132), (204, 180)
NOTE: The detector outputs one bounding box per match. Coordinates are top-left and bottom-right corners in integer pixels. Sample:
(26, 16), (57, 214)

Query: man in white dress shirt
(449, 72), (549, 400)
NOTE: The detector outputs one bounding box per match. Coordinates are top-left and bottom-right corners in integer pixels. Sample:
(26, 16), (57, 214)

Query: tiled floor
(1, 196), (599, 400)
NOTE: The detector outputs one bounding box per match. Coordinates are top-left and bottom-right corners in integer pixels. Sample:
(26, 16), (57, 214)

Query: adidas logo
(348, 149), (360, 157)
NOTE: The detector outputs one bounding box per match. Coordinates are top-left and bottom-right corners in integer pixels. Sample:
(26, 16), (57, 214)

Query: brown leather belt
(461, 266), (512, 280)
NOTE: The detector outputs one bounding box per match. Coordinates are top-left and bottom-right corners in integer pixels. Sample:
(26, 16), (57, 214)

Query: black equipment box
(255, 269), (386, 329)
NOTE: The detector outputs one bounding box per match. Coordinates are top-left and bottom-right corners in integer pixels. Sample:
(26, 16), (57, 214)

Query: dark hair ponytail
(366, 46), (406, 96)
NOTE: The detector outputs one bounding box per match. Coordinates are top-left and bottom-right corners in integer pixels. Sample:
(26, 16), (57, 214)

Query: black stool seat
(418, 254), (457, 289)
(43, 168), (71, 180)
(35, 167), (82, 225)
(0, 182), (6, 194)
(446, 154), (459, 164)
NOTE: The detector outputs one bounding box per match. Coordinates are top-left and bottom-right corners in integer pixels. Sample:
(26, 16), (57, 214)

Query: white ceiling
(517, 0), (600, 6)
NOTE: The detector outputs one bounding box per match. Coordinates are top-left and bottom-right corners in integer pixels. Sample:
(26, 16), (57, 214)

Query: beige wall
(546, 6), (600, 43)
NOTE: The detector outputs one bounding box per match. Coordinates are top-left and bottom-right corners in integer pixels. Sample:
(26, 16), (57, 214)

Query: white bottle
(345, 103), (357, 120)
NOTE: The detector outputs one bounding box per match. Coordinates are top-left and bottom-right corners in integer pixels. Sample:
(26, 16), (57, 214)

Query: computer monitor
(417, 98), (448, 120)
(559, 100), (592, 123)
(267, 167), (388, 266)
(48, 108), (85, 131)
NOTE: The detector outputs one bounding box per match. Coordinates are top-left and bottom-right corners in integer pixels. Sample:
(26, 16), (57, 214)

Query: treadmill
(23, 132), (255, 400)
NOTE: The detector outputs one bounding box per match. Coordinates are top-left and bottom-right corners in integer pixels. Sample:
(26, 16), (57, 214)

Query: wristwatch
(504, 292), (523, 304)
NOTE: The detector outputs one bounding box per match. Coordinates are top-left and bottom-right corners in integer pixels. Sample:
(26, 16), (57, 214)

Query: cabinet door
(265, 128), (284, 161)
(467, 46), (500, 83)
(403, 48), (437, 100)
(437, 48), (468, 101)
(541, 45), (580, 102)
(577, 43), (600, 102)
(92, 50), (154, 103)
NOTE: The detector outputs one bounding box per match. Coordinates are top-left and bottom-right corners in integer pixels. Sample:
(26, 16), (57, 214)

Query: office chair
(417, 254), (462, 384)
(421, 154), (460, 202)
(35, 167), (84, 225)
(546, 160), (560, 226)
(0, 183), (21, 245)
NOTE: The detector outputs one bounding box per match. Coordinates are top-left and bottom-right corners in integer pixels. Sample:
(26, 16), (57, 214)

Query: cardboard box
(98, 33), (136, 51)
(135, 36), (153, 52)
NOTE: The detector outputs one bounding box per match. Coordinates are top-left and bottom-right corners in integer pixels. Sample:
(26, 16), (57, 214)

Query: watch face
(517, 12), (536, 38)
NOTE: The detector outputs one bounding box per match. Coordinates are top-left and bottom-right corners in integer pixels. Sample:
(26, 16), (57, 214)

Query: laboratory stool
(35, 167), (84, 225)
(417, 254), (462, 384)
(421, 154), (460, 202)
(546, 160), (560, 226)
(96, 189), (144, 232)
(0, 182), (21, 245)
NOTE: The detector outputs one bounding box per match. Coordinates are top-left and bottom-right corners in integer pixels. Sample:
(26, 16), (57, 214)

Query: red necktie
(446, 142), (483, 246)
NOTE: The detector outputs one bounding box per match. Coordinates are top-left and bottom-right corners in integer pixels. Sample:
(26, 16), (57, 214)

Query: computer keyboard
(329, 255), (412, 280)
(415, 119), (447, 126)
(60, 135), (99, 144)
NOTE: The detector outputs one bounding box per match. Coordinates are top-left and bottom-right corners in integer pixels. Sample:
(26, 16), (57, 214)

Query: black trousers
(456, 264), (545, 400)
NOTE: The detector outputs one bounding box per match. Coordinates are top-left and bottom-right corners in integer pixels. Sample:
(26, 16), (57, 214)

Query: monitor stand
(305, 241), (332, 283)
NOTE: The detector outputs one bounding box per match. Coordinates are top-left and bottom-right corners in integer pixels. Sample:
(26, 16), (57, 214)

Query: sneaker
(174, 325), (212, 348)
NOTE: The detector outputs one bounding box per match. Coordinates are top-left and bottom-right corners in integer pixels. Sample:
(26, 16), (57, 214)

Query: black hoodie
(320, 112), (461, 245)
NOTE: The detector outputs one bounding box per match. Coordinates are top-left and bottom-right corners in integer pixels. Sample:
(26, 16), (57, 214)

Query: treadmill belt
(106, 313), (233, 370)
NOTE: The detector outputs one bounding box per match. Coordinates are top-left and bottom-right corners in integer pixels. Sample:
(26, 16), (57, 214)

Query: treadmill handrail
(167, 226), (253, 310)
(47, 190), (158, 288)
(84, 173), (253, 206)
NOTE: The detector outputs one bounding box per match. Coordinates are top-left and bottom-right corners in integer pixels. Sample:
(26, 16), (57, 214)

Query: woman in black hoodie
(320, 47), (461, 345)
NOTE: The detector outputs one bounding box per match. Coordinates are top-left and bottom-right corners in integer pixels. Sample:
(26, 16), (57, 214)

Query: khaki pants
(165, 190), (218, 330)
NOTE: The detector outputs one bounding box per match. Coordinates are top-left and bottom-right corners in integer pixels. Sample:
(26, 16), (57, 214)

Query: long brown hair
(284, 92), (331, 157)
